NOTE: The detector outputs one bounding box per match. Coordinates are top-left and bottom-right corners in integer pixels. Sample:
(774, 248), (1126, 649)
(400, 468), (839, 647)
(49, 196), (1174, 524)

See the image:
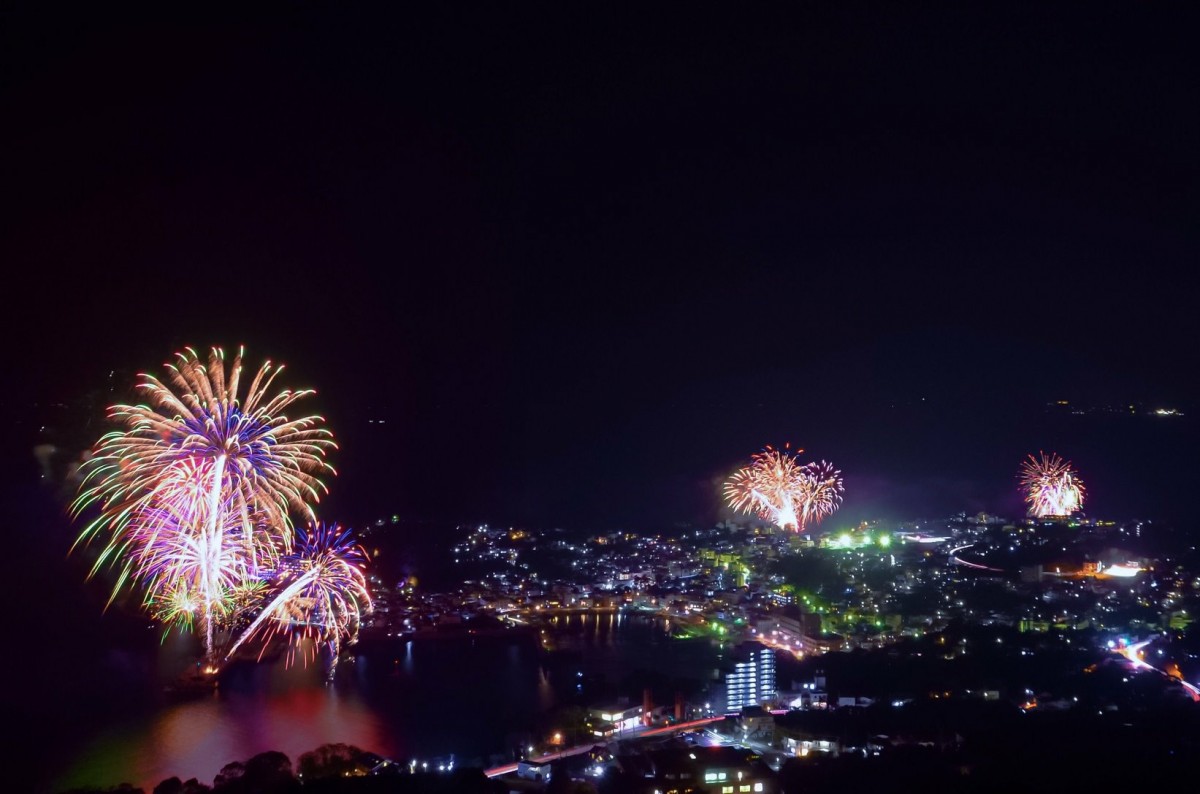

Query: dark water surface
(50, 614), (726, 793)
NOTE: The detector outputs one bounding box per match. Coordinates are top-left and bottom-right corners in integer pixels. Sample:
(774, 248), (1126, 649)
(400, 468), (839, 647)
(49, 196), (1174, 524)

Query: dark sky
(3, 6), (1198, 530)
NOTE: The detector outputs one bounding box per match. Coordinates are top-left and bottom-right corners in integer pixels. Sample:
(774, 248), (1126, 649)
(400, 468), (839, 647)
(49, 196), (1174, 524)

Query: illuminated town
(48, 345), (1200, 793)
(36, 343), (1200, 794)
(338, 505), (1200, 790)
(9, 6), (1199, 794)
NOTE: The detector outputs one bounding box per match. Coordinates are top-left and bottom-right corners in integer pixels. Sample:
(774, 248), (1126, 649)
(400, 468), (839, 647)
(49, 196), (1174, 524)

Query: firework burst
(74, 347), (335, 565)
(225, 523), (372, 669)
(725, 445), (844, 531)
(1020, 451), (1085, 518)
(798, 460), (844, 529)
(70, 347), (364, 669)
(132, 477), (249, 645)
(724, 445), (807, 529)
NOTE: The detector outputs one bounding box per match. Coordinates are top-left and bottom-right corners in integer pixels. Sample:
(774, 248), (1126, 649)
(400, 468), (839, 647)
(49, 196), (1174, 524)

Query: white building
(589, 704), (643, 737)
(724, 641), (776, 712)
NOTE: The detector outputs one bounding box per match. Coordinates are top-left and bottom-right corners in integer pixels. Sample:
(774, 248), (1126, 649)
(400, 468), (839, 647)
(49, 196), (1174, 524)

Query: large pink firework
(70, 347), (367, 670)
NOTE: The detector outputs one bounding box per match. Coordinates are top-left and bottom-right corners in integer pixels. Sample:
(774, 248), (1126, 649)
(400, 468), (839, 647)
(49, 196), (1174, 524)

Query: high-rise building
(723, 641), (776, 712)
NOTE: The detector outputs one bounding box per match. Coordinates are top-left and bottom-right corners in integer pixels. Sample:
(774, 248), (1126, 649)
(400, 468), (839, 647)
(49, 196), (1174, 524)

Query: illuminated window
(722, 788), (734, 794)
(740, 786), (751, 793)
(754, 785), (764, 792)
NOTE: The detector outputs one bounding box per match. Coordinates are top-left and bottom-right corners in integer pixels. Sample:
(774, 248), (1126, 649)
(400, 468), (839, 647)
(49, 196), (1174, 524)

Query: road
(483, 715), (726, 778)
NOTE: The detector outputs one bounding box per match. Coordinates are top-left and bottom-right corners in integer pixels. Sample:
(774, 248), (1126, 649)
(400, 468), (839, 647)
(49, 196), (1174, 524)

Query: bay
(51, 613), (727, 793)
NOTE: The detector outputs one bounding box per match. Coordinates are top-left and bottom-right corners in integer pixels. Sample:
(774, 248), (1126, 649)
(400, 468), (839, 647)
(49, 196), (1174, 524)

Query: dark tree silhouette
(297, 743), (367, 780)
(153, 778), (210, 794)
(212, 762), (243, 790)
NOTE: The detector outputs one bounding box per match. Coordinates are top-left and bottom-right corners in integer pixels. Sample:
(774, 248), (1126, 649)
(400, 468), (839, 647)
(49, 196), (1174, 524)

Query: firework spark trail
(798, 460), (844, 529)
(724, 446), (806, 530)
(725, 446), (844, 531)
(225, 524), (372, 668)
(74, 347), (336, 564)
(69, 347), (367, 669)
(134, 486), (248, 641)
(1020, 451), (1085, 518)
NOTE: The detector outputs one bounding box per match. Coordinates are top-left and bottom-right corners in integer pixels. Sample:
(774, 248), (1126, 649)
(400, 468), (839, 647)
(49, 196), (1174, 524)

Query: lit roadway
(948, 543), (1005, 573)
(483, 716), (726, 778)
(1114, 639), (1200, 703)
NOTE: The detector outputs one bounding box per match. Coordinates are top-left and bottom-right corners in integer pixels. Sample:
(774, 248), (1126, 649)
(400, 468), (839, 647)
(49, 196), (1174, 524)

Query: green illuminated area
(824, 531), (893, 550)
(672, 616), (734, 640)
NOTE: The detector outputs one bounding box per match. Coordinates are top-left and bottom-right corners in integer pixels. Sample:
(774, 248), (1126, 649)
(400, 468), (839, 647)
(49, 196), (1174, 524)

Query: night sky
(4, 6), (1198, 530)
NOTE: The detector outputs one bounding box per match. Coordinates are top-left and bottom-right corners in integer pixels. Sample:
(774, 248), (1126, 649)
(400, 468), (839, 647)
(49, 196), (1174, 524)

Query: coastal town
(339, 512), (1200, 790)
(362, 513), (1195, 665)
